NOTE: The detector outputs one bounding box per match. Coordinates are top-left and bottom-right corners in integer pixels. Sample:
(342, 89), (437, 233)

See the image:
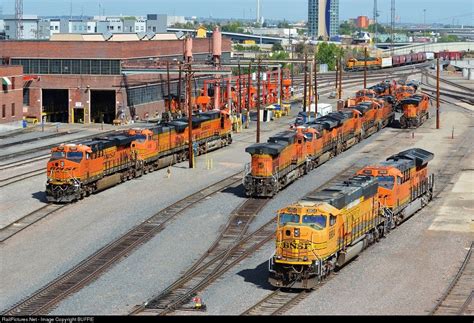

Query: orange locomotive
(397, 94), (430, 129)
(269, 148), (434, 289)
(244, 102), (394, 197)
(394, 85), (416, 102)
(46, 110), (232, 203)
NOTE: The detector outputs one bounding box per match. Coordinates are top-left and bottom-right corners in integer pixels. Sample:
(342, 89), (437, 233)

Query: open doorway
(91, 90), (116, 124)
(42, 89), (69, 123)
(73, 108), (85, 124)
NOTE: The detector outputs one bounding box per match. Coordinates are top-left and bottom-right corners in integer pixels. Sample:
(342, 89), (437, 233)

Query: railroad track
(0, 204), (66, 243)
(0, 129), (119, 163)
(2, 171), (243, 316)
(0, 154), (50, 171)
(238, 116), (472, 316)
(0, 169), (44, 188)
(130, 197), (270, 316)
(430, 242), (474, 315)
(0, 130), (81, 150)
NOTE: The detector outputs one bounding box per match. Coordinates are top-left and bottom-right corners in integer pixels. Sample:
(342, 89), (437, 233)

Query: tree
(367, 23), (387, 34)
(315, 42), (344, 71)
(272, 43), (284, 52)
(277, 20), (290, 29)
(438, 35), (460, 42)
(339, 21), (356, 35)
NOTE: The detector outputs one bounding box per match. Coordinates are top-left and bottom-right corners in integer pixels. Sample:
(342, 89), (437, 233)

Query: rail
(2, 172), (243, 315)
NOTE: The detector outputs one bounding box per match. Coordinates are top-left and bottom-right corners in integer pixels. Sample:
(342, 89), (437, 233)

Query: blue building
(308, 0), (339, 40)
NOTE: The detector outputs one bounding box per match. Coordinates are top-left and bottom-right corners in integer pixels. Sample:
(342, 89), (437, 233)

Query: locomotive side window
(377, 176), (395, 189)
(279, 213), (299, 225)
(302, 215), (326, 229)
(330, 215), (337, 226)
(135, 134), (146, 143)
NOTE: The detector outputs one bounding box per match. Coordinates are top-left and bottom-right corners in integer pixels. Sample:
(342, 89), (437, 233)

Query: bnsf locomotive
(268, 148), (434, 289)
(397, 94), (430, 129)
(46, 110), (232, 203)
(244, 98), (394, 197)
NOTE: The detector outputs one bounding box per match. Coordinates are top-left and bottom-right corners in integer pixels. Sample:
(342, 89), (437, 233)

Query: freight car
(268, 148), (434, 289)
(46, 110), (232, 203)
(243, 101), (394, 197)
(398, 94), (430, 129)
(345, 50), (449, 71)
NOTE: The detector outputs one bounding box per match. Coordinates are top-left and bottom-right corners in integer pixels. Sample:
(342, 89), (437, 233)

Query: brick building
(0, 36), (232, 124)
(356, 16), (370, 29)
(0, 65), (23, 124)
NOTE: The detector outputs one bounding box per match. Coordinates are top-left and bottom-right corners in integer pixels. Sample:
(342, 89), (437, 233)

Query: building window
(90, 60), (101, 74)
(50, 26), (54, 30)
(50, 59), (61, 74)
(11, 59), (121, 75)
(23, 88), (30, 106)
(55, 26), (59, 30)
(2, 105), (5, 118)
(40, 60), (49, 74)
(5, 26), (9, 31)
(80, 60), (91, 74)
(11, 77), (15, 90)
(11, 103), (15, 117)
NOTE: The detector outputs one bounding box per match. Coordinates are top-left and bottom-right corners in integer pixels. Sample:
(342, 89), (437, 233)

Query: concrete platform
(429, 154), (474, 233)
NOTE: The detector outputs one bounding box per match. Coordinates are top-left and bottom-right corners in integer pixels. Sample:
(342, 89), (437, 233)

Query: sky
(1, 0), (473, 25)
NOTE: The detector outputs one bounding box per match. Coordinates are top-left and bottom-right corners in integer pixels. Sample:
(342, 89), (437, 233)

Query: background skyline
(1, 0), (473, 25)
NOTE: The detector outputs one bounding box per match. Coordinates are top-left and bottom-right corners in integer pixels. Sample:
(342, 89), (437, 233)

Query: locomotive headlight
(303, 256), (308, 261)
(294, 228), (300, 237)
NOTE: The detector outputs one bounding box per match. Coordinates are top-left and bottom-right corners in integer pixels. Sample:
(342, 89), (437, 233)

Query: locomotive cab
(47, 144), (90, 184)
(269, 202), (342, 289)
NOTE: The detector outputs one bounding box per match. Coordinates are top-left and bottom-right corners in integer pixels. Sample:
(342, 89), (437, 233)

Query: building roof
(49, 32), (178, 42)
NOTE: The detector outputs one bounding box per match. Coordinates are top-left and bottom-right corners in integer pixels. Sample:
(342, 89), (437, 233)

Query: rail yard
(0, 62), (474, 315)
(0, 11), (473, 317)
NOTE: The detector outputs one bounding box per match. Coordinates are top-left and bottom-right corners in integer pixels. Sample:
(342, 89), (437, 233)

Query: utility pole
(256, 58), (261, 143)
(338, 56), (343, 100)
(167, 61), (171, 113)
(436, 58), (440, 129)
(314, 58), (318, 116)
(303, 52), (308, 113)
(373, 0), (378, 46)
(390, 0), (395, 56)
(364, 47), (368, 89)
(186, 62), (194, 168)
(178, 64), (182, 111)
(184, 36), (194, 169)
(238, 60), (242, 113)
(335, 57), (339, 96)
(247, 61), (252, 111)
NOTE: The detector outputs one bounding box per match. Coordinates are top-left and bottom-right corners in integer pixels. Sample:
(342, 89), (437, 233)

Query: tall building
(308, 0), (339, 40)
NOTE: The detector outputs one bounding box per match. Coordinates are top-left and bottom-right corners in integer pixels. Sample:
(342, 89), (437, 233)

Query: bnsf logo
(281, 241), (311, 250)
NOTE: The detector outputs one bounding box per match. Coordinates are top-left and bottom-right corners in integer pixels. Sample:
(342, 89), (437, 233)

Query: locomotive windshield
(66, 152), (83, 163)
(279, 213), (299, 225)
(302, 215), (326, 229)
(376, 176), (395, 189)
(50, 151), (66, 160)
(135, 134), (147, 143)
